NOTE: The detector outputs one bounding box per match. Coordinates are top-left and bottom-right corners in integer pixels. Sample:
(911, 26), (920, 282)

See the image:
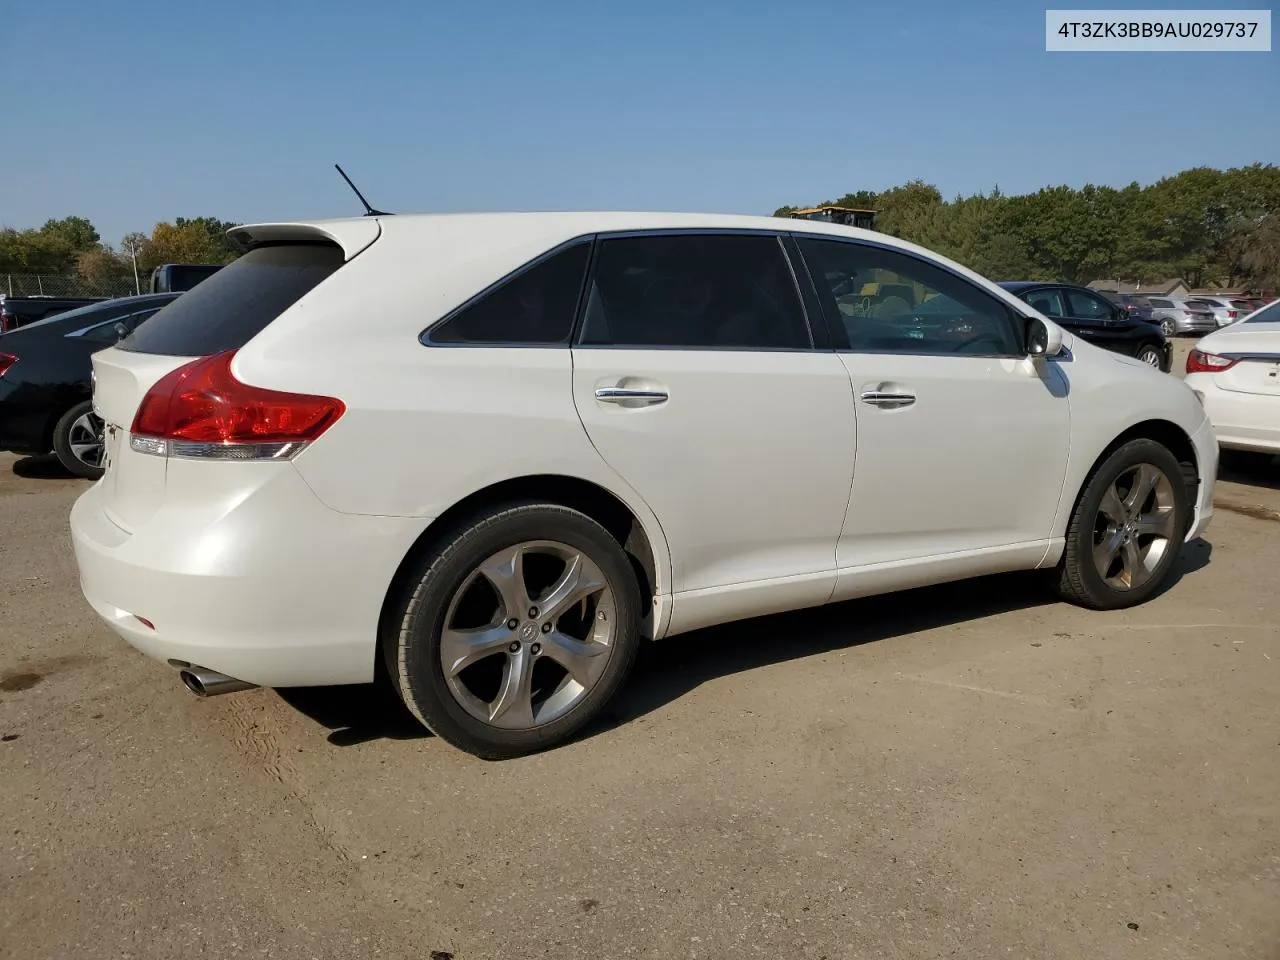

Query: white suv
(70, 212), (1217, 758)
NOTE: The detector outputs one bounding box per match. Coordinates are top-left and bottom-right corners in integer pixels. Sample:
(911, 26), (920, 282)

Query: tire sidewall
(393, 504), (642, 758)
(1070, 439), (1189, 608)
(52, 400), (104, 480)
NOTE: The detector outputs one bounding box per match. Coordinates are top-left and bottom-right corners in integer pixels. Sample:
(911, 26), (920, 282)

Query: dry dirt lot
(2, 343), (1278, 959)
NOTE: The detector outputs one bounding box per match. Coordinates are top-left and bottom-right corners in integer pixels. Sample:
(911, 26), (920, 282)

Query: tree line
(774, 164), (1280, 292)
(0, 216), (242, 285)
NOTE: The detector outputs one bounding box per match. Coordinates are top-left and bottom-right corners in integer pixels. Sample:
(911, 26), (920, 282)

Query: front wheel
(1135, 343), (1164, 369)
(1050, 439), (1190, 610)
(52, 400), (106, 480)
(386, 502), (643, 759)
(1160, 319), (1175, 337)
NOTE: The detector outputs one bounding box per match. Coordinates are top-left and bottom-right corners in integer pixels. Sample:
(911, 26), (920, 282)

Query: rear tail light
(128, 350), (345, 461)
(0, 352), (16, 377)
(1227, 310), (1238, 319)
(1186, 349), (1239, 374)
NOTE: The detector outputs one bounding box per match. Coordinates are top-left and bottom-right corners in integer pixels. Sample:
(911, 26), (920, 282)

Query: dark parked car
(1100, 292), (1155, 324)
(0, 294), (107, 334)
(998, 282), (1172, 371)
(0, 294), (179, 478)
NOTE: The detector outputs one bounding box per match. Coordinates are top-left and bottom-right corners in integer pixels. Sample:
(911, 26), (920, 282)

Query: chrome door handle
(859, 390), (916, 409)
(595, 387), (669, 407)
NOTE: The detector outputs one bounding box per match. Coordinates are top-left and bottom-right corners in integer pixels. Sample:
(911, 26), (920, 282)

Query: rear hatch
(92, 220), (378, 532)
(1206, 323), (1280, 397)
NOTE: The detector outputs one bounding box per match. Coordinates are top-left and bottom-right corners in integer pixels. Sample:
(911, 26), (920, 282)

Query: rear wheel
(52, 401), (105, 480)
(386, 502), (643, 759)
(1051, 439), (1190, 610)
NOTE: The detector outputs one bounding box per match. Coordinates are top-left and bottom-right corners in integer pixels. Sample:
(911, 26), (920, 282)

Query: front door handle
(595, 386), (669, 407)
(859, 388), (916, 409)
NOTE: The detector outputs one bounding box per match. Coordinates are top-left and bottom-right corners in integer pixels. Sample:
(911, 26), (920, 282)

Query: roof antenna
(334, 163), (392, 217)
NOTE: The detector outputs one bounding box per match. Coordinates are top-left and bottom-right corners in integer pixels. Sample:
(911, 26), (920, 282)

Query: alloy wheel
(1161, 319), (1175, 337)
(1092, 463), (1176, 591)
(68, 411), (105, 469)
(1138, 346), (1162, 368)
(439, 540), (616, 730)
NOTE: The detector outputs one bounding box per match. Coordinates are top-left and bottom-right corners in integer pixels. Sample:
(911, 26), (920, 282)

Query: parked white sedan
(70, 212), (1216, 758)
(1185, 298), (1280, 466)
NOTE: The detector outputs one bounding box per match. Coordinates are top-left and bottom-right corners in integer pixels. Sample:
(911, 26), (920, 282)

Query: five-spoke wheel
(386, 502), (642, 759)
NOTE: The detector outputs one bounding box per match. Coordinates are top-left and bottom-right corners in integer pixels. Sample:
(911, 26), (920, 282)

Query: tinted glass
(120, 244), (344, 356)
(78, 308), (164, 344)
(580, 235), (809, 349)
(797, 238), (1020, 356)
(1023, 289), (1067, 318)
(1245, 301), (1280, 324)
(1149, 299), (1173, 308)
(1066, 289), (1115, 319)
(429, 243), (589, 345)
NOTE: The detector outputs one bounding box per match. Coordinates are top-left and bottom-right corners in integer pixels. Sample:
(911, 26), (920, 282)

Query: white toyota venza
(70, 213), (1217, 758)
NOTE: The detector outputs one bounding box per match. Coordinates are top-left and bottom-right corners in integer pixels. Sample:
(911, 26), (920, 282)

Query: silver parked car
(1145, 296), (1217, 336)
(1188, 297), (1251, 327)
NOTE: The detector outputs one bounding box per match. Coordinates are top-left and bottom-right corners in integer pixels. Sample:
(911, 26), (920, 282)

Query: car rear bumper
(69, 466), (431, 688)
(1187, 378), (1280, 454)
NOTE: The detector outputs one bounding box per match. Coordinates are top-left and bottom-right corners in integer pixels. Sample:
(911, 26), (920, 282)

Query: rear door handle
(595, 387), (669, 407)
(859, 389), (916, 409)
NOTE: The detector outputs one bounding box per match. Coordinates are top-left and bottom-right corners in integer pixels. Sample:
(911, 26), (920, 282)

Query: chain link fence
(3, 273), (141, 299)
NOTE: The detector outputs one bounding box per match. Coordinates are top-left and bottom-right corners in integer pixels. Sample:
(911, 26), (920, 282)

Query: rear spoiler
(226, 218), (382, 261)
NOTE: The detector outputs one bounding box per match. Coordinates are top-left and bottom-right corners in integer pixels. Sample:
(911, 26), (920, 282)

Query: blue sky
(2, 0), (1276, 244)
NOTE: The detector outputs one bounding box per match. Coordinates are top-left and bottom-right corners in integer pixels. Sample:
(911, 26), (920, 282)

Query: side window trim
(65, 306), (157, 339)
(419, 235), (596, 348)
(789, 233), (1028, 358)
(571, 229), (818, 353)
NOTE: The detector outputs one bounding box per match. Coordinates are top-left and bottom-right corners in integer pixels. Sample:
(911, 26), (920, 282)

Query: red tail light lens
(1186, 349), (1238, 374)
(0, 352), (16, 377)
(1227, 310), (1238, 319)
(129, 350), (344, 459)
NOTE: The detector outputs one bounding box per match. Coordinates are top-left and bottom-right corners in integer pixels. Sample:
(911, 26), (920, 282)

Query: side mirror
(113, 322), (128, 341)
(1025, 316), (1064, 358)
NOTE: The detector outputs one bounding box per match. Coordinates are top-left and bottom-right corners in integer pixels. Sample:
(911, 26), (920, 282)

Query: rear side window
(579, 234), (811, 349)
(1149, 299), (1172, 308)
(120, 244), (344, 356)
(427, 242), (590, 345)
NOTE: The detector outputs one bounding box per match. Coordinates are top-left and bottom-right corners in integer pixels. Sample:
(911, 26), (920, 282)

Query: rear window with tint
(1245, 301), (1280, 324)
(119, 244), (344, 356)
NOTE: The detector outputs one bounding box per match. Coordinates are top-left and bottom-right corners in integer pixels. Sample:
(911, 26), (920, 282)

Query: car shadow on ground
(11, 454), (79, 480)
(1217, 455), (1280, 491)
(279, 541), (1212, 750)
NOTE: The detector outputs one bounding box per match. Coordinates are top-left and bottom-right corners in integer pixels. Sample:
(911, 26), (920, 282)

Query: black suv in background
(998, 282), (1172, 372)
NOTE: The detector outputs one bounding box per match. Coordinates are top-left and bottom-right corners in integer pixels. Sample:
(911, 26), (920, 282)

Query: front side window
(1149, 299), (1173, 309)
(1023, 289), (1067, 318)
(1065, 289), (1115, 319)
(578, 234), (811, 350)
(796, 237), (1021, 356)
(428, 242), (590, 345)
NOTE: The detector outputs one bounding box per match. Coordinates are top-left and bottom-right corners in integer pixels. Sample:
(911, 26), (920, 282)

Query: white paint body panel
(69, 211), (1216, 688)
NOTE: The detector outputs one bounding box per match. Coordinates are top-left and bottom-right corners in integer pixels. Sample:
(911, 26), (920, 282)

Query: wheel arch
(377, 474), (669, 663)
(1067, 418), (1200, 529)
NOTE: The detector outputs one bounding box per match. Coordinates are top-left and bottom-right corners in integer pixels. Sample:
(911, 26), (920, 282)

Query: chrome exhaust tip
(178, 665), (257, 698)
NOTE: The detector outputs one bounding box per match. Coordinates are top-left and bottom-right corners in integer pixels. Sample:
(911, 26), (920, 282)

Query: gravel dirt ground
(2, 337), (1278, 959)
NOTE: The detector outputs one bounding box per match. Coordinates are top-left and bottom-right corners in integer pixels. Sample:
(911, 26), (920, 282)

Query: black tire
(385, 501), (643, 759)
(51, 400), (105, 480)
(1050, 438), (1190, 610)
